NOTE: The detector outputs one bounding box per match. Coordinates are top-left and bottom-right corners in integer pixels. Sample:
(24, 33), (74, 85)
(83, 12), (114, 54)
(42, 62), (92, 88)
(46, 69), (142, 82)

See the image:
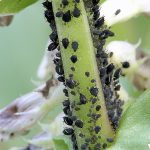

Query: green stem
(52, 0), (114, 148)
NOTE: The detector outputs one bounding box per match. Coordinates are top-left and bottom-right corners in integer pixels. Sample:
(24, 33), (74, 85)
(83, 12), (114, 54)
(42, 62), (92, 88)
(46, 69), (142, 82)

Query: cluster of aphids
(84, 0), (130, 130)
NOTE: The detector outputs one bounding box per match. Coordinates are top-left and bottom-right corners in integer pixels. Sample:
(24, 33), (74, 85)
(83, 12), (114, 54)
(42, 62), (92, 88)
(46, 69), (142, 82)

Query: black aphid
(107, 138), (114, 143)
(70, 55), (78, 63)
(122, 61), (130, 68)
(56, 11), (63, 17)
(96, 105), (101, 111)
(48, 42), (58, 51)
(42, 0), (52, 9)
(63, 106), (70, 115)
(63, 100), (70, 107)
(92, 0), (100, 5)
(80, 93), (87, 104)
(103, 143), (107, 148)
(106, 63), (115, 74)
(114, 85), (121, 91)
(71, 41), (79, 51)
(71, 67), (75, 71)
(66, 79), (76, 89)
(90, 87), (98, 97)
(62, 38), (69, 49)
(85, 72), (90, 77)
(94, 143), (101, 149)
(63, 128), (74, 135)
(62, 10), (71, 22)
(95, 17), (105, 28)
(99, 68), (106, 78)
(75, 120), (83, 128)
(57, 76), (65, 82)
(81, 143), (87, 150)
(94, 126), (101, 134)
(91, 98), (97, 104)
(62, 0), (69, 6)
(49, 32), (58, 42)
(63, 116), (73, 126)
(63, 89), (68, 97)
(115, 9), (121, 15)
(114, 68), (122, 79)
(55, 65), (64, 75)
(72, 7), (81, 18)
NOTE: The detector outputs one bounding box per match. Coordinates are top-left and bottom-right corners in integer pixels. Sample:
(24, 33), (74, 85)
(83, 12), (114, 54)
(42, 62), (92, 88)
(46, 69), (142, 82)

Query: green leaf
(108, 89), (150, 150)
(0, 0), (38, 14)
(53, 136), (73, 150)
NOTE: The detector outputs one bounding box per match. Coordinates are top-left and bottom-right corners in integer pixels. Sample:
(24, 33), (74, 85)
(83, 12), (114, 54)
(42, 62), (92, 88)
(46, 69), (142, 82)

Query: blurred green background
(0, 1), (150, 149)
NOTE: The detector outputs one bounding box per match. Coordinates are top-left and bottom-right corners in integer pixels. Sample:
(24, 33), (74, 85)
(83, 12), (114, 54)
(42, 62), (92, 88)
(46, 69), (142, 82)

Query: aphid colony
(43, 0), (129, 149)
(83, 0), (128, 130)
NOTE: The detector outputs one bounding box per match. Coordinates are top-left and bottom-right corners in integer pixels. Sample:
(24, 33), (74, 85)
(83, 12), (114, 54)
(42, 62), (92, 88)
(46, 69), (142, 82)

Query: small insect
(107, 138), (114, 143)
(63, 106), (70, 115)
(95, 17), (105, 28)
(49, 32), (58, 42)
(90, 87), (98, 97)
(81, 143), (88, 150)
(99, 68), (106, 78)
(94, 126), (101, 134)
(114, 85), (121, 91)
(72, 7), (81, 18)
(71, 67), (75, 71)
(63, 89), (68, 97)
(57, 76), (65, 82)
(56, 11), (63, 17)
(42, 0), (52, 9)
(62, 100), (70, 107)
(62, 38), (69, 49)
(71, 41), (79, 51)
(85, 72), (90, 77)
(75, 120), (83, 128)
(63, 116), (73, 126)
(115, 9), (121, 15)
(122, 61), (130, 68)
(106, 63), (115, 74)
(66, 79), (76, 89)
(55, 65), (64, 75)
(63, 128), (74, 135)
(62, 10), (71, 22)
(80, 93), (87, 104)
(62, 0), (69, 6)
(96, 105), (101, 111)
(70, 55), (78, 63)
(48, 42), (58, 51)
(114, 68), (122, 80)
(92, 5), (99, 12)
(92, 0), (100, 5)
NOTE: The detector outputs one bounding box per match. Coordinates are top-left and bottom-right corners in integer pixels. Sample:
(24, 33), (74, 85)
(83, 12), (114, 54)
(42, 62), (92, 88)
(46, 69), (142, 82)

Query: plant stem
(52, 0), (114, 149)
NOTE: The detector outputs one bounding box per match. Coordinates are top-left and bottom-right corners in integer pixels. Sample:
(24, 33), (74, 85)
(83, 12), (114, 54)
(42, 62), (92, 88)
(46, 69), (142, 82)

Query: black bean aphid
(106, 63), (115, 74)
(49, 32), (58, 42)
(90, 87), (98, 97)
(63, 116), (73, 126)
(71, 41), (79, 51)
(75, 119), (83, 128)
(66, 79), (76, 89)
(99, 68), (106, 77)
(107, 138), (114, 143)
(63, 106), (70, 115)
(80, 93), (87, 104)
(62, 10), (71, 22)
(115, 9), (121, 15)
(62, 38), (69, 49)
(114, 85), (121, 91)
(57, 76), (65, 82)
(92, 0), (100, 5)
(62, 0), (69, 6)
(81, 143), (87, 150)
(63, 100), (70, 107)
(96, 105), (101, 111)
(95, 17), (105, 28)
(56, 11), (63, 17)
(122, 61), (130, 68)
(55, 65), (64, 75)
(63, 89), (68, 97)
(42, 0), (52, 9)
(48, 42), (58, 51)
(63, 128), (74, 135)
(94, 126), (101, 134)
(114, 68), (122, 79)
(70, 55), (78, 63)
(72, 7), (81, 18)
(85, 72), (90, 77)
(91, 98), (97, 104)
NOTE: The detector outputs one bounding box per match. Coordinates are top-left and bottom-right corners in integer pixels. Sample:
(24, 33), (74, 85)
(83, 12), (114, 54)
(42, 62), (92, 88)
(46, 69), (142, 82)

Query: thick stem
(52, 0), (114, 149)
